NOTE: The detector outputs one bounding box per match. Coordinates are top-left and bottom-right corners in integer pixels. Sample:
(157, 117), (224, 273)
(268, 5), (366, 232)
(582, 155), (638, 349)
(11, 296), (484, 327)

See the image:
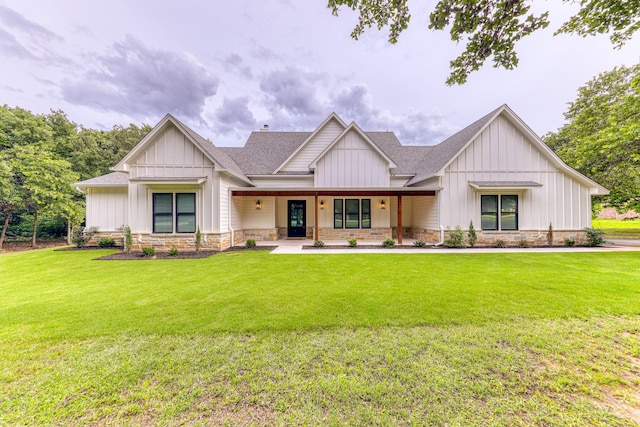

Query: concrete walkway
(268, 239), (640, 254)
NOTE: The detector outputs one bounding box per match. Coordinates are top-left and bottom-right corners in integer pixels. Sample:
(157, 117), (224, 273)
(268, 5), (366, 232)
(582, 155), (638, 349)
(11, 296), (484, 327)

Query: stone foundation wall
(452, 229), (588, 246)
(404, 228), (441, 243)
(89, 231), (233, 251)
(244, 228), (278, 242)
(232, 229), (245, 247)
(318, 228), (392, 241)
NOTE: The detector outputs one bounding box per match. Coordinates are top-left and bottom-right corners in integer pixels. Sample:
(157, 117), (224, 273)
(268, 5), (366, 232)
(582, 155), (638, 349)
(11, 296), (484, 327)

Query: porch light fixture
(380, 200), (386, 210)
(320, 200), (325, 209)
(255, 200), (262, 210)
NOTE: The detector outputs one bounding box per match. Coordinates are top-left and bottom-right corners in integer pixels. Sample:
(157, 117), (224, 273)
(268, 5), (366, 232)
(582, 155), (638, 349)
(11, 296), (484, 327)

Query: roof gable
(274, 113), (347, 173)
(309, 122), (397, 170)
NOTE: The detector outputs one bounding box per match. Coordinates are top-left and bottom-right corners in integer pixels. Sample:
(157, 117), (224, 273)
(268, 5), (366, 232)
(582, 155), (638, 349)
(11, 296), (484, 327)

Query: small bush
(584, 228), (605, 247)
(518, 239), (528, 248)
(413, 240), (426, 247)
(245, 239), (257, 248)
(195, 227), (202, 253)
(71, 226), (98, 248)
(467, 221), (477, 248)
(564, 238), (576, 247)
(98, 237), (116, 248)
(382, 238), (396, 248)
(168, 246), (179, 256)
(313, 240), (325, 247)
(547, 223), (554, 247)
(141, 246), (155, 257)
(445, 226), (465, 248)
(348, 238), (358, 247)
(123, 226), (133, 253)
(495, 239), (506, 248)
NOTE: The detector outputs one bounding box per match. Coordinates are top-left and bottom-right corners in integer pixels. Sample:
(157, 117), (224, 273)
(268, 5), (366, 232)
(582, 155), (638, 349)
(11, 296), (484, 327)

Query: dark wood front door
(287, 200), (306, 238)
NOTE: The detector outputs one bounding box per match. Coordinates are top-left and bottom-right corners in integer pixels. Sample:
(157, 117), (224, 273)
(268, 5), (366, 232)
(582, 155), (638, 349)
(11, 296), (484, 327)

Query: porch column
(397, 195), (403, 244)
(314, 193), (319, 241)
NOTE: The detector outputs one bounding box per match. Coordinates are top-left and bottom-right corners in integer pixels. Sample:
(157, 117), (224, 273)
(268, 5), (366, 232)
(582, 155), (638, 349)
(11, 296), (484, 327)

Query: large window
(153, 193), (196, 233)
(334, 198), (371, 229)
(481, 195), (518, 231)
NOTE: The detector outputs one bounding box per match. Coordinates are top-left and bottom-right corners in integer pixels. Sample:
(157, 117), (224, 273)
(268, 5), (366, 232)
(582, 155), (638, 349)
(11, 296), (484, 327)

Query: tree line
(0, 106), (150, 248)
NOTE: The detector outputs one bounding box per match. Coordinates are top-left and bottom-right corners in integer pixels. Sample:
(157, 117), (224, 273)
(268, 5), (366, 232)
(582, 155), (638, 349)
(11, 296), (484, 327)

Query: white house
(74, 105), (608, 249)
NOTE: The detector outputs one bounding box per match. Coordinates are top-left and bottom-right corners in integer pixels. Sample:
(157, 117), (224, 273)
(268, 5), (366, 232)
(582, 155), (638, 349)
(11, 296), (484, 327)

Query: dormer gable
(274, 112), (347, 173)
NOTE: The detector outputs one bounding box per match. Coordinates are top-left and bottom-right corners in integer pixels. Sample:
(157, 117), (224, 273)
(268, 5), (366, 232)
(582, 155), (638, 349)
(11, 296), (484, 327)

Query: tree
(327, 0), (640, 85)
(0, 155), (21, 249)
(544, 64), (640, 212)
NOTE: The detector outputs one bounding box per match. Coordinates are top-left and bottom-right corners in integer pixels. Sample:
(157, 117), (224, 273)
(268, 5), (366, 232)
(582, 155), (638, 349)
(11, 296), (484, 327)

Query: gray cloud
(213, 96), (259, 135)
(331, 84), (453, 145)
(0, 5), (63, 42)
(61, 35), (219, 119)
(0, 5), (65, 62)
(222, 54), (252, 79)
(260, 66), (326, 119)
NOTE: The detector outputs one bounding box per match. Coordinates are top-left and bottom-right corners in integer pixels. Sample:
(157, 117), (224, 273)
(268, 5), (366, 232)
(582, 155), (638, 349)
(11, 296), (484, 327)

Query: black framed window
(153, 193), (174, 233)
(176, 193), (196, 233)
(481, 195), (518, 231)
(500, 195), (518, 230)
(361, 199), (371, 228)
(345, 199), (360, 229)
(334, 199), (343, 228)
(153, 193), (196, 233)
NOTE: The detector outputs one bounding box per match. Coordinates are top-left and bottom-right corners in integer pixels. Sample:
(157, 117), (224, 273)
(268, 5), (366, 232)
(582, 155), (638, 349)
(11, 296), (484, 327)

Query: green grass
(593, 218), (640, 239)
(1, 249), (640, 425)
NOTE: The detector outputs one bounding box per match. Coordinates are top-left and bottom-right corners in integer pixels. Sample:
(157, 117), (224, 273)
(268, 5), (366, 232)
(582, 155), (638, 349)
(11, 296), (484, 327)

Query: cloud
(213, 96), (259, 135)
(222, 54), (252, 79)
(330, 84), (453, 145)
(0, 5), (64, 62)
(260, 66), (326, 118)
(61, 35), (219, 119)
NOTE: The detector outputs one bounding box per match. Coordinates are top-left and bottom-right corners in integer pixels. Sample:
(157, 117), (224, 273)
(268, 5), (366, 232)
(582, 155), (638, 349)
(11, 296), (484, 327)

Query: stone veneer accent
(89, 231), (233, 251)
(244, 228), (278, 242)
(318, 228), (392, 241)
(445, 229), (588, 246)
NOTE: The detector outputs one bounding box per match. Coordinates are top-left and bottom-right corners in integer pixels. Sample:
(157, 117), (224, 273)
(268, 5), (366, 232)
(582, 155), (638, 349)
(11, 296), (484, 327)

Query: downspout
(434, 188), (445, 246)
(434, 225), (445, 246)
(228, 187), (234, 248)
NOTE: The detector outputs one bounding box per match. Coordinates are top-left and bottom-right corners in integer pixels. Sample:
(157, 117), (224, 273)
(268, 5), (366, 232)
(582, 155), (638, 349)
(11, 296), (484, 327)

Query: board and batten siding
(280, 118), (344, 172)
(126, 124), (216, 233)
(250, 176), (314, 188)
(86, 187), (128, 232)
(441, 115), (592, 230)
(315, 131), (390, 188)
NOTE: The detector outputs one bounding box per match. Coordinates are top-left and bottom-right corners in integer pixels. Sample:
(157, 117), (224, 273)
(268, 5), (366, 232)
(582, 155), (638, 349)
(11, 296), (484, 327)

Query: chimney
(260, 124), (269, 131)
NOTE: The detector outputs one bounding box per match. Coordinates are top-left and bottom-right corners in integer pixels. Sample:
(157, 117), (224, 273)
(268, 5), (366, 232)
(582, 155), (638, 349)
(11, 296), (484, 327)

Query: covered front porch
(230, 188), (440, 245)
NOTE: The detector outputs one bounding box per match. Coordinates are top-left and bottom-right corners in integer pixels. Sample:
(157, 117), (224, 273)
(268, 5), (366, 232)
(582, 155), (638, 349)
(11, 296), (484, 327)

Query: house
(74, 105), (608, 249)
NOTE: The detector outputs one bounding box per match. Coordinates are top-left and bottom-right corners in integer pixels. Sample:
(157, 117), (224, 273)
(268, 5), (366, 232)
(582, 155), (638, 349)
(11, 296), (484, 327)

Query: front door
(287, 200), (306, 238)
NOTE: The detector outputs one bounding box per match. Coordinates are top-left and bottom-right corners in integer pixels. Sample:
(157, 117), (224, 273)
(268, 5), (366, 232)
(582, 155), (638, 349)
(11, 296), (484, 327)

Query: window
(481, 195), (518, 231)
(153, 193), (196, 233)
(334, 199), (343, 228)
(361, 199), (371, 228)
(176, 193), (196, 233)
(345, 199), (360, 229)
(333, 198), (371, 229)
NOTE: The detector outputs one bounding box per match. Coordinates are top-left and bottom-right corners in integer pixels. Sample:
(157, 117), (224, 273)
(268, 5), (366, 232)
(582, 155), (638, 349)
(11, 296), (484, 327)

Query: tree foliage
(327, 0), (640, 84)
(544, 64), (640, 212)
(0, 105), (150, 246)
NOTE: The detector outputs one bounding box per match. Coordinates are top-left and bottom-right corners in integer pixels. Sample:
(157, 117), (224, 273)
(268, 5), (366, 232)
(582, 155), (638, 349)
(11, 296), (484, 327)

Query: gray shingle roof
(74, 171), (129, 187)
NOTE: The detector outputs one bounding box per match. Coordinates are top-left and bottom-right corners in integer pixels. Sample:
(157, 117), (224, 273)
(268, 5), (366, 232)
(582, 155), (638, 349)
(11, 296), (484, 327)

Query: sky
(0, 1), (638, 147)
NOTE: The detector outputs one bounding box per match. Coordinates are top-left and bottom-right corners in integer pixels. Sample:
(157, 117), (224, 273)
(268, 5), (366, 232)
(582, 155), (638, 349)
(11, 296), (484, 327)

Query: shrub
(98, 237), (116, 248)
(584, 228), (605, 247)
(564, 238), (576, 247)
(413, 240), (426, 247)
(495, 239), (506, 248)
(313, 240), (325, 247)
(348, 238), (358, 247)
(547, 223), (554, 247)
(168, 246), (179, 256)
(467, 221), (477, 248)
(245, 239), (257, 248)
(382, 238), (396, 248)
(518, 239), (528, 248)
(71, 226), (98, 248)
(444, 226), (465, 248)
(195, 227), (202, 253)
(123, 226), (133, 253)
(141, 246), (155, 257)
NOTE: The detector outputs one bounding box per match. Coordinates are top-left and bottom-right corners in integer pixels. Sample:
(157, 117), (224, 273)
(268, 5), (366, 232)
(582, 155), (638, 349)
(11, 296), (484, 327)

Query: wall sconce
(380, 200), (386, 210)
(320, 200), (325, 210)
(255, 200), (262, 210)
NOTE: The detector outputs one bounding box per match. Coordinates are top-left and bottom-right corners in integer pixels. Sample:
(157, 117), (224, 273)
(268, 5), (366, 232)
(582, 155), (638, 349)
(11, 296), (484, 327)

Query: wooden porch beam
(232, 190), (436, 197)
(314, 193), (319, 241)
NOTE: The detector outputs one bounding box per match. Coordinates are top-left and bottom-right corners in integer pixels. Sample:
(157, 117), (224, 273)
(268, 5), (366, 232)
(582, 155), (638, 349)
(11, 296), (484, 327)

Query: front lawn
(1, 249), (639, 425)
(593, 218), (640, 239)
